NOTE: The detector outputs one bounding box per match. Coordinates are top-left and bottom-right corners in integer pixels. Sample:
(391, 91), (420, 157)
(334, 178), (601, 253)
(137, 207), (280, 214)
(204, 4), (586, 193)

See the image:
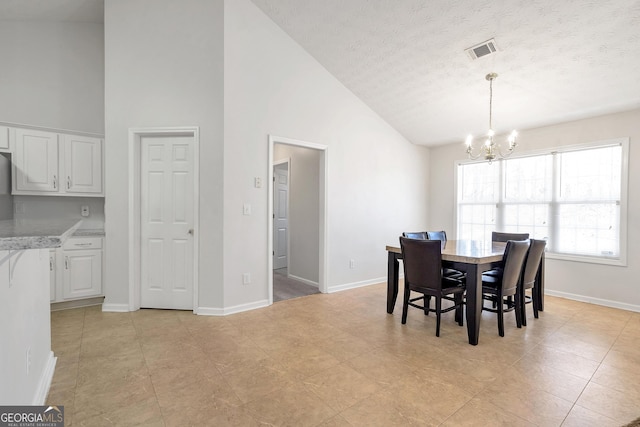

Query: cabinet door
(63, 249), (102, 299)
(49, 250), (56, 302)
(64, 135), (102, 194)
(14, 129), (59, 192)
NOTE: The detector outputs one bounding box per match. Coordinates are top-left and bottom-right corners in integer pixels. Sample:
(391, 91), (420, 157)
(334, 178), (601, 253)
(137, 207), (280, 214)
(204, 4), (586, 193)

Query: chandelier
(465, 73), (518, 163)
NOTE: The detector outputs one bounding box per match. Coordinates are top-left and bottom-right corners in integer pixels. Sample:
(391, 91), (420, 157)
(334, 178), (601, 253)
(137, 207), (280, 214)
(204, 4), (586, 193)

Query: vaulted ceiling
(2, 0), (639, 146)
(250, 0), (640, 146)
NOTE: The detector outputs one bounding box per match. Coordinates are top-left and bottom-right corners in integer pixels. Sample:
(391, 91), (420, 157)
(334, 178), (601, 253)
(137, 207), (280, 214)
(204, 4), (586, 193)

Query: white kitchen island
(0, 219), (80, 405)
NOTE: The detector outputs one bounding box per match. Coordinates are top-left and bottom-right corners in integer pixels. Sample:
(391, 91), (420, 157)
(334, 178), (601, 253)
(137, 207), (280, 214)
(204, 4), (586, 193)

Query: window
(456, 138), (628, 265)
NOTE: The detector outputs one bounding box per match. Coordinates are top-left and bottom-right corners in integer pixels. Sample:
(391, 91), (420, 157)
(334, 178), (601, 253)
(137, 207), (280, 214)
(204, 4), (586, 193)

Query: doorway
(128, 127), (199, 311)
(268, 135), (327, 304)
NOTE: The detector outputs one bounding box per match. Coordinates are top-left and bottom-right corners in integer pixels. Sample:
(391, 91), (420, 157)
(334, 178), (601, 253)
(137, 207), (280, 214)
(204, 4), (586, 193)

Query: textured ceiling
(250, 0), (640, 146)
(0, 0), (103, 23)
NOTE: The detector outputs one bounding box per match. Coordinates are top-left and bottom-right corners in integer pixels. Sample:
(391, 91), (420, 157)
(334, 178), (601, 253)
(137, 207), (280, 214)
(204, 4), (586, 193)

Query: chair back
(427, 230), (447, 241)
(399, 237), (443, 291)
(492, 231), (529, 242)
(402, 231), (428, 240)
(499, 240), (529, 297)
(522, 239), (546, 290)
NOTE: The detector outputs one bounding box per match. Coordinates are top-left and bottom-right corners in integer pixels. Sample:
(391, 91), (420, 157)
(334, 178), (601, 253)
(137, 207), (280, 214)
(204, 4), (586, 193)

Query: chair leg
(515, 291), (522, 329)
(455, 294), (464, 326)
(532, 287), (539, 319)
(401, 286), (410, 324)
(497, 297), (505, 337)
(424, 296), (431, 315)
(521, 291), (528, 327)
(435, 297), (442, 337)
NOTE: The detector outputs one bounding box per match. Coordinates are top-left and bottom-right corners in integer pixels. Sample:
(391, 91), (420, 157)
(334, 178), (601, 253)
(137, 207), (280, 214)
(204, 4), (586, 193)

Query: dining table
(385, 239), (545, 345)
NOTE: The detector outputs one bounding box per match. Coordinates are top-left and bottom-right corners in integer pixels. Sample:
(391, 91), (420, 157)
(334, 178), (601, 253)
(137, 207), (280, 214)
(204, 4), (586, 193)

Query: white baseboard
(327, 276), (386, 293)
(33, 351), (57, 405)
(197, 299), (270, 316)
(101, 303), (131, 312)
(545, 289), (640, 313)
(288, 274), (318, 288)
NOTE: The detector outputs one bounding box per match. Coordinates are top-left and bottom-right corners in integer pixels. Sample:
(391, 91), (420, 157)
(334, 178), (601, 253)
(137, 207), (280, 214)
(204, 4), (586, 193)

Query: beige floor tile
(303, 363), (381, 412)
(221, 357), (298, 404)
(479, 370), (574, 426)
(517, 344), (601, 380)
(44, 288), (640, 426)
(576, 382), (640, 424)
(591, 362), (640, 400)
(244, 382), (338, 426)
(441, 397), (536, 427)
(561, 404), (620, 427)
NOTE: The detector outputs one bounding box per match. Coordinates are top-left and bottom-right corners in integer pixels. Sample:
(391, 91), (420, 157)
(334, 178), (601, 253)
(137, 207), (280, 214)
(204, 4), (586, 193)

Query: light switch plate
(243, 203), (251, 215)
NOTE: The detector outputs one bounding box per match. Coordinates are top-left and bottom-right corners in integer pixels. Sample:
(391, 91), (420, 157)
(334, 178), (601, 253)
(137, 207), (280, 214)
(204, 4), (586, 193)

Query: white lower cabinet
(49, 250), (56, 302)
(50, 236), (103, 302)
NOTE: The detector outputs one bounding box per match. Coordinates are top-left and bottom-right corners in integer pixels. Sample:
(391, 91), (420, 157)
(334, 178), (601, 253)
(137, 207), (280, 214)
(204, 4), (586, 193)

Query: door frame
(272, 158), (290, 271)
(268, 135), (328, 304)
(128, 127), (200, 312)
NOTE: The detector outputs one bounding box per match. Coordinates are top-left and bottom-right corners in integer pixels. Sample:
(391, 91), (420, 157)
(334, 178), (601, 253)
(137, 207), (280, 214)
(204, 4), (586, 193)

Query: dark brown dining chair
(481, 239), (529, 337)
(399, 237), (465, 337)
(484, 231), (530, 278)
(491, 231), (530, 242)
(426, 230), (464, 279)
(520, 239), (546, 326)
(402, 231), (428, 240)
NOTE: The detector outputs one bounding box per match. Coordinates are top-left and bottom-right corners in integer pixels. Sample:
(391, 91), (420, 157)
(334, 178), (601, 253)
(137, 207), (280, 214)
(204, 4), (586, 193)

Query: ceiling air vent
(465, 38), (499, 60)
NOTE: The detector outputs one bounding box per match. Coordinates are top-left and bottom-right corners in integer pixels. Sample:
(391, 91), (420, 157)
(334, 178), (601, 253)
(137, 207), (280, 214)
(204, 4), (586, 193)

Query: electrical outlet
(254, 177), (262, 188)
(81, 205), (90, 217)
(349, 259), (355, 269)
(242, 273), (251, 285)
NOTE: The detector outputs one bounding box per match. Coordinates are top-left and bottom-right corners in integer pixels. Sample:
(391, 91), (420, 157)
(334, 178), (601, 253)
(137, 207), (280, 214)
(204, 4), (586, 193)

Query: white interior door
(140, 135), (194, 309)
(273, 162), (289, 270)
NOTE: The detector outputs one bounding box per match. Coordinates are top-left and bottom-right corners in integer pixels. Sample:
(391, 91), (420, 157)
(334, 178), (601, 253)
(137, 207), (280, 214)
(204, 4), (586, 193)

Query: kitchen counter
(73, 228), (105, 237)
(0, 219), (82, 250)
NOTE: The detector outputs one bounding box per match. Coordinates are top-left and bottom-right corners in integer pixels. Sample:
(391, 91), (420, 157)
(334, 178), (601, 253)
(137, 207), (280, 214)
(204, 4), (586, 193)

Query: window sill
(546, 252), (627, 267)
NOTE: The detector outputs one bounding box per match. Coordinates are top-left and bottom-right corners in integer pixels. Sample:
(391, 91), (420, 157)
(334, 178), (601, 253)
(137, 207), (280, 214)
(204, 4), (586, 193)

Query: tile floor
(47, 282), (640, 426)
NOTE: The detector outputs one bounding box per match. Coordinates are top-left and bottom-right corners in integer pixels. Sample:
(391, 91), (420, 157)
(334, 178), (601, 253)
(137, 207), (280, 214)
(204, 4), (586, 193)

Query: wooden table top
(386, 239), (506, 264)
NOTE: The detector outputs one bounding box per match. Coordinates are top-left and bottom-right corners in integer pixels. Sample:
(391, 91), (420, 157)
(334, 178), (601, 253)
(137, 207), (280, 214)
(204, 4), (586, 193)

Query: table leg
(465, 264), (482, 345)
(387, 251), (400, 314)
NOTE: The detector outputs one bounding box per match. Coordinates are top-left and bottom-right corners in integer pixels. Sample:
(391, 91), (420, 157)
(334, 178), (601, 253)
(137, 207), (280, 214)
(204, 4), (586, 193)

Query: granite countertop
(0, 219), (82, 250)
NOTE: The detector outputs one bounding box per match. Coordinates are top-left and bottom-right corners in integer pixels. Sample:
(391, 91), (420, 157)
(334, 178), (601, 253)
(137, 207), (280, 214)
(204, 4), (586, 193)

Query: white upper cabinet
(12, 128), (103, 197)
(64, 134), (102, 194)
(13, 128), (59, 192)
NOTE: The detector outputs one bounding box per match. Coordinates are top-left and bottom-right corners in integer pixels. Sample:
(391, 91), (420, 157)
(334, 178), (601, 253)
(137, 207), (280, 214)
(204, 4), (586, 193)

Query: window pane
(458, 162), (498, 202)
(458, 204), (495, 241)
(503, 204), (550, 240)
(504, 155), (552, 202)
(559, 146), (621, 201)
(557, 203), (620, 257)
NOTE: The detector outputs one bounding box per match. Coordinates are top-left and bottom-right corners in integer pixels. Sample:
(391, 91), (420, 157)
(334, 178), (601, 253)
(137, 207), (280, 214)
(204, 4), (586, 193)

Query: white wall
(104, 0), (225, 309)
(223, 0), (430, 308)
(274, 144), (320, 283)
(429, 108), (640, 311)
(13, 196), (105, 230)
(0, 21), (104, 134)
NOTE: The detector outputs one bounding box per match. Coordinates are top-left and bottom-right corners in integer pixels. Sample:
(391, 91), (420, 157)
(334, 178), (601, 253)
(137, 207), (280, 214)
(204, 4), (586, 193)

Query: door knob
(188, 229), (194, 235)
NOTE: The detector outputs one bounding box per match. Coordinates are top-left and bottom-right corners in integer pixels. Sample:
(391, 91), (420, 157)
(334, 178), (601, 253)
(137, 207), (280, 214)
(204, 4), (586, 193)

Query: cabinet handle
(67, 176), (71, 189)
(74, 243), (92, 247)
(50, 257), (54, 271)
(53, 175), (57, 189)
(65, 257), (69, 270)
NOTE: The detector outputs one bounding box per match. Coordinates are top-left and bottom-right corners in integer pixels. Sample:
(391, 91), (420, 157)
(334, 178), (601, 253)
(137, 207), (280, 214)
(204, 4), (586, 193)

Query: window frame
(454, 137), (629, 266)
